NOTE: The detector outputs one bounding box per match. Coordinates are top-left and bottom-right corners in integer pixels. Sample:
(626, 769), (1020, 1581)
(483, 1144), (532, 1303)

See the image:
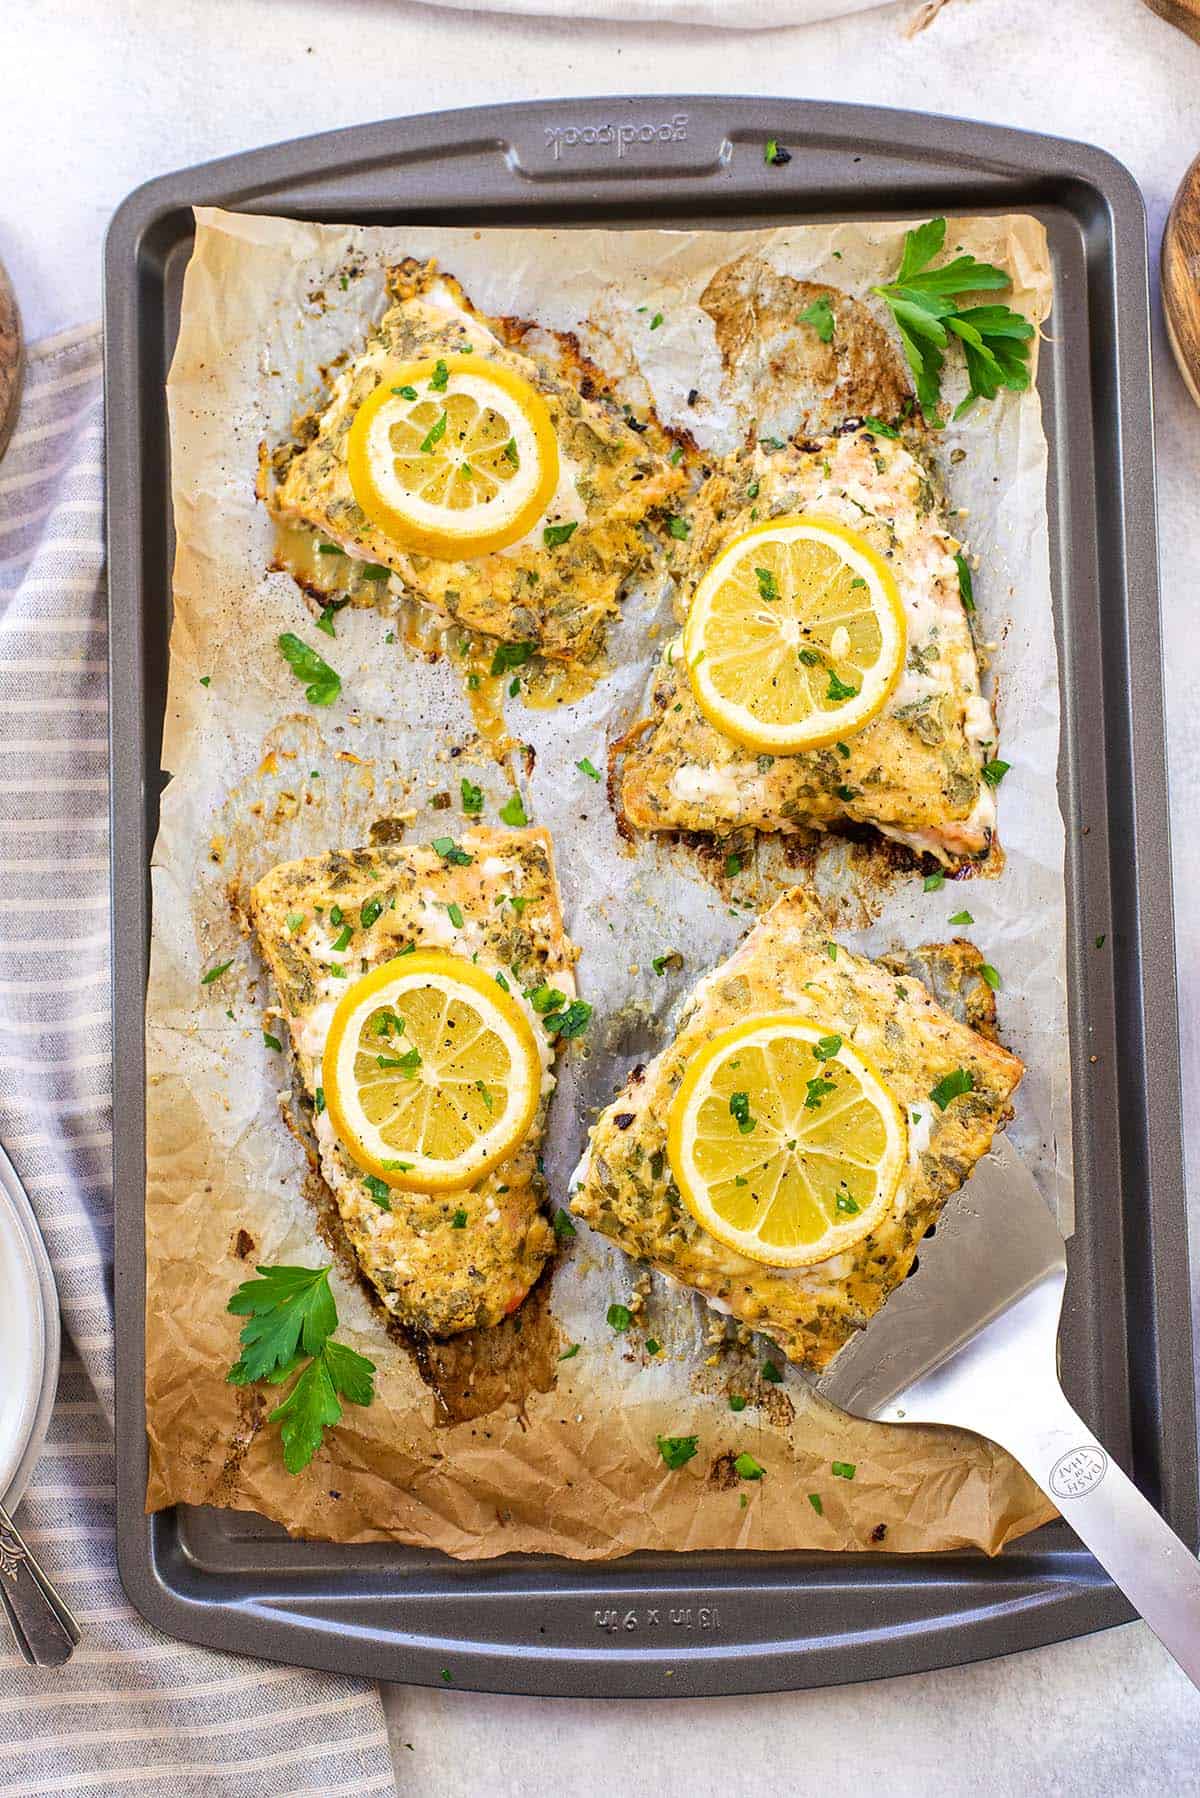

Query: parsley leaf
(543, 521), (579, 548)
(576, 756), (601, 781)
(363, 1175), (391, 1209)
(552, 1209), (577, 1240)
(607, 1302), (633, 1332)
(278, 633), (341, 707)
(667, 515), (691, 541)
(832, 1460), (856, 1480)
(268, 1338), (377, 1475)
(805, 1074), (837, 1109)
(930, 1067), (976, 1110)
(924, 871), (945, 892)
(728, 1394), (747, 1413)
(755, 566), (779, 603)
(798, 297), (835, 344)
(813, 1034), (843, 1062)
(361, 898), (382, 929)
(949, 909), (974, 926)
(826, 669), (859, 703)
(499, 790), (528, 828)
(429, 358), (450, 391)
(861, 415), (900, 438)
(227, 1264), (338, 1385)
(263, 1030), (283, 1052)
(808, 1491), (824, 1515)
(872, 218), (1033, 417)
(981, 758), (1010, 788)
(764, 138), (791, 166)
(316, 603), (337, 638)
(979, 963), (1001, 991)
(734, 1452), (765, 1481)
(657, 1434), (699, 1470)
(460, 778), (484, 815)
(201, 959), (234, 986)
(446, 901), (464, 929)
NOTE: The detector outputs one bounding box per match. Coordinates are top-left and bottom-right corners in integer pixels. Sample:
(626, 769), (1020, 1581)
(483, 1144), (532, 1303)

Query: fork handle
(990, 1384), (1200, 1689)
(0, 1505), (79, 1667)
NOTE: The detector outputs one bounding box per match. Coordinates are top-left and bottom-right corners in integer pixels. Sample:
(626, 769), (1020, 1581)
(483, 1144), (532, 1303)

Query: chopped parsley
(755, 566), (779, 603)
(826, 669), (859, 703)
(764, 138), (791, 166)
(761, 1360), (783, 1383)
(392, 384), (418, 400)
(543, 998), (593, 1041)
(330, 924), (353, 953)
(460, 778), (484, 815)
(657, 1435), (699, 1470)
(419, 412), (448, 454)
(651, 951), (684, 977)
(650, 312), (664, 331)
(805, 1074), (837, 1109)
(199, 675), (211, 687)
(559, 1342), (580, 1360)
(262, 1030), (282, 1052)
(728, 1394), (747, 1413)
(201, 959), (234, 986)
(429, 358), (450, 392)
(277, 633), (341, 707)
(667, 515), (691, 541)
(316, 604), (337, 638)
(432, 836), (473, 865)
(981, 758), (1010, 788)
(576, 756), (601, 781)
(734, 1452), (765, 1481)
(930, 1067), (976, 1110)
(949, 909), (974, 925)
(543, 521), (579, 548)
(724, 852), (742, 879)
(446, 902), (464, 928)
(361, 898), (382, 929)
(832, 1460), (856, 1480)
(363, 1175), (391, 1209)
(552, 1209), (577, 1240)
(798, 297), (835, 343)
(861, 415), (900, 438)
(924, 871), (945, 891)
(729, 1091), (755, 1134)
(669, 444), (684, 466)
(607, 1302), (633, 1333)
(813, 1034), (843, 1061)
(499, 789), (528, 827)
(980, 963), (1001, 990)
(955, 551), (976, 613)
(490, 640), (536, 677)
(836, 1193), (860, 1215)
(360, 564), (391, 581)
(451, 1208), (467, 1229)
(808, 1492), (824, 1515)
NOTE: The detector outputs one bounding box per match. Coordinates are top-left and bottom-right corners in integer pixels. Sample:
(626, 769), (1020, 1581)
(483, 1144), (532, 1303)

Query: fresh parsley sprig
(872, 218), (1034, 421)
(226, 1264), (375, 1474)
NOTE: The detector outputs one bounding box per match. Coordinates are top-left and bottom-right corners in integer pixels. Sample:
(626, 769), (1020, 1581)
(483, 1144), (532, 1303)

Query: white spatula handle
(989, 1382), (1200, 1688)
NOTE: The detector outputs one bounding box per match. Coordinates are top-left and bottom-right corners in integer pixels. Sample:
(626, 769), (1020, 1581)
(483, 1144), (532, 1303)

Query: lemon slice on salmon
(667, 1014), (906, 1267)
(322, 950), (542, 1194)
(682, 515), (906, 753)
(347, 354), (560, 558)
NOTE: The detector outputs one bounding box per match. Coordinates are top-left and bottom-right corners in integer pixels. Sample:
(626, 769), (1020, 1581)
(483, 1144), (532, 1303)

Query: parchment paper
(145, 206), (1063, 1554)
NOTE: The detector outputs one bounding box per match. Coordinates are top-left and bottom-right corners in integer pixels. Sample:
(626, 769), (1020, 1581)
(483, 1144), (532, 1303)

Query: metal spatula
(817, 1136), (1200, 1686)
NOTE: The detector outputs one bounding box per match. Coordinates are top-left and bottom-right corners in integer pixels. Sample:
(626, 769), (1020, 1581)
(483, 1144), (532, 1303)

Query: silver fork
(817, 1136), (1200, 1687)
(0, 1502), (79, 1666)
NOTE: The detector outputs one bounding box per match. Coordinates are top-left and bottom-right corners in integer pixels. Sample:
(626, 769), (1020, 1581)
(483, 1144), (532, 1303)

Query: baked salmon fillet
(617, 427), (1000, 867)
(248, 828), (577, 1337)
(570, 889), (1023, 1371)
(265, 261), (684, 665)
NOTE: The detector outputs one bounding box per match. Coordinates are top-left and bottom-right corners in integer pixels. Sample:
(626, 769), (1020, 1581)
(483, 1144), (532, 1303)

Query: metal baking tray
(105, 96), (1197, 1697)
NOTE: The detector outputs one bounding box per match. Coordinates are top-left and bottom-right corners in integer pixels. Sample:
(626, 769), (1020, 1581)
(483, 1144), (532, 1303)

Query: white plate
(0, 1143), (60, 1510)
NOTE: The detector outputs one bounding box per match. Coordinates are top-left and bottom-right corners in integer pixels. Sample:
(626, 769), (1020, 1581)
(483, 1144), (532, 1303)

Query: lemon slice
(682, 514), (906, 753)
(667, 1014), (906, 1267)
(346, 353), (560, 558)
(322, 950), (542, 1194)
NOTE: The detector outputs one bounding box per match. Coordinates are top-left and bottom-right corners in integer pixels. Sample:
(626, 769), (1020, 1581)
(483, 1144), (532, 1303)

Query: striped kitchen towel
(0, 326), (398, 1796)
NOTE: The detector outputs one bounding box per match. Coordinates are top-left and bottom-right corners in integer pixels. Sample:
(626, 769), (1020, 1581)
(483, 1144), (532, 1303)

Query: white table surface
(5, 0), (1199, 1788)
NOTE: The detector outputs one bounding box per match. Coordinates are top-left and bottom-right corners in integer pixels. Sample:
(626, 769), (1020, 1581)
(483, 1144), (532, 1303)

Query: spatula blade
(816, 1134), (1065, 1422)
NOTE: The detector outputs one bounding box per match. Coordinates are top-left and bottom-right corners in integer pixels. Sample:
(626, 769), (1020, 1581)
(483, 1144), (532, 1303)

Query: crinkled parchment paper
(145, 207), (1064, 1555)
